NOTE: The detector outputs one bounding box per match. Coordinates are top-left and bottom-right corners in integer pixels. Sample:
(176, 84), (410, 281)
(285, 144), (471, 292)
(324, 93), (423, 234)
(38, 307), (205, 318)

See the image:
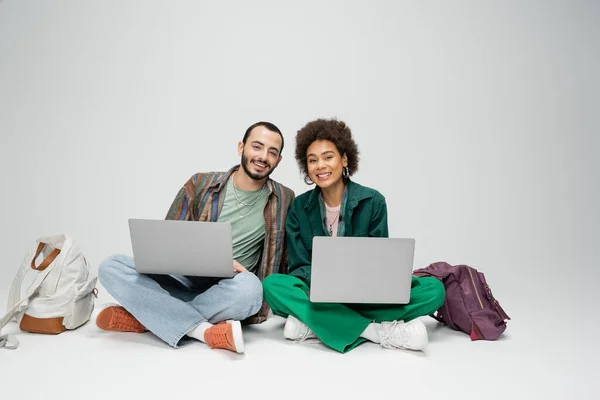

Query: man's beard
(240, 151), (273, 181)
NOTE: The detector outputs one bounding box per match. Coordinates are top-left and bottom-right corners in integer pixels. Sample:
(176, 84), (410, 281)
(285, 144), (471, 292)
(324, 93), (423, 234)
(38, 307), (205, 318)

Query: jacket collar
(303, 180), (372, 212)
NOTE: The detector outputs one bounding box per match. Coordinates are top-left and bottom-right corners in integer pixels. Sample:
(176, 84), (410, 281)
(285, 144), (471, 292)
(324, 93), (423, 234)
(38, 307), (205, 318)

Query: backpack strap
(0, 243), (61, 350)
(413, 261), (455, 279)
(7, 243), (59, 310)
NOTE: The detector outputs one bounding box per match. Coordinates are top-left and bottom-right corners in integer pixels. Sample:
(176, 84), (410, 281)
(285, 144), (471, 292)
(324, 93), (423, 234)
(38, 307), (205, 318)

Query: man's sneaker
(283, 315), (318, 341)
(377, 319), (428, 351)
(95, 304), (147, 333)
(204, 320), (245, 354)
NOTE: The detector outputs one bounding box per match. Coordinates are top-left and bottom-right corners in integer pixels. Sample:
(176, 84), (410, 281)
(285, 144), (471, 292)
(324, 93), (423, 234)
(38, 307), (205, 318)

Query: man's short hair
(243, 122), (284, 154)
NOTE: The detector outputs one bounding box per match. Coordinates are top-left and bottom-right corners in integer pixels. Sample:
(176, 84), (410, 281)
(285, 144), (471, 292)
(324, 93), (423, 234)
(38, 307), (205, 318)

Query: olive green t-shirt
(217, 177), (268, 273)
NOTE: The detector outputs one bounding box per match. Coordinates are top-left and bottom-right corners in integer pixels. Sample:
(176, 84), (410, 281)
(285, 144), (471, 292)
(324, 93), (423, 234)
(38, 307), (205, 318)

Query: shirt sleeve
(369, 194), (389, 238)
(165, 174), (199, 221)
(277, 190), (296, 274)
(286, 201), (313, 285)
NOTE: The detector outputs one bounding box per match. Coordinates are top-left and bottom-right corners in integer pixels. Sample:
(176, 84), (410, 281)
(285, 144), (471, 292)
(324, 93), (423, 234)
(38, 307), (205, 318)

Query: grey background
(0, 1), (598, 397)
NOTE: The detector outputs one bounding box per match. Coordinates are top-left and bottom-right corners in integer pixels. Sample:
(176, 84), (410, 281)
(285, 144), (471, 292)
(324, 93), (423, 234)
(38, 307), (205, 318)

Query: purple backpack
(413, 262), (510, 340)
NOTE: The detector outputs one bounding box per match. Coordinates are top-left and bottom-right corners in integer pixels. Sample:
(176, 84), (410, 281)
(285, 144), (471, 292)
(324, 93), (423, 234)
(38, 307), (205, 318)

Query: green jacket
(286, 180), (388, 285)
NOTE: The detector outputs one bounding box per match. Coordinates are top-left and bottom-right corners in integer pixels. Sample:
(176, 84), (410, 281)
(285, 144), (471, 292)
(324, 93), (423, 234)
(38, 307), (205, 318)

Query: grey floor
(1, 278), (596, 400)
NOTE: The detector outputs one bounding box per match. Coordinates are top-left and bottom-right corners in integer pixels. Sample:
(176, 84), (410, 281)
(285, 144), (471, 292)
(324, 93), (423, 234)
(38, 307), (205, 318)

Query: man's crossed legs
(96, 255), (263, 353)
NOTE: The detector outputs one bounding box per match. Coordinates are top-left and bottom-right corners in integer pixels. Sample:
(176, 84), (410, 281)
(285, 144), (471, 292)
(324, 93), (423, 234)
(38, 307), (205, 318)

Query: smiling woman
(262, 118), (446, 354)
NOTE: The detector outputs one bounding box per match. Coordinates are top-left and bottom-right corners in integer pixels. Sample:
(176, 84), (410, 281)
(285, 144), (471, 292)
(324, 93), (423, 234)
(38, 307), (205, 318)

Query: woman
(263, 118), (445, 353)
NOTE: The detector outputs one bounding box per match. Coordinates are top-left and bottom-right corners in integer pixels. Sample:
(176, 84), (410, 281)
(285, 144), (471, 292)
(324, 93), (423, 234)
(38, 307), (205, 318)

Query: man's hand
(233, 260), (248, 273)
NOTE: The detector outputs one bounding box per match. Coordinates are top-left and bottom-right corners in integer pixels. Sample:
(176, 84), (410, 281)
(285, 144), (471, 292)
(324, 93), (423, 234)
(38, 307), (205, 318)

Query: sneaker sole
(229, 320), (245, 354)
(96, 305), (146, 333)
(408, 320), (428, 351)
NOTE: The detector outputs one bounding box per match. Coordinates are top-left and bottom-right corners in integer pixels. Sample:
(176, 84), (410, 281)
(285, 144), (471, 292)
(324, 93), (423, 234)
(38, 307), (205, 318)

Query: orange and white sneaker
(95, 303), (147, 333)
(203, 320), (244, 354)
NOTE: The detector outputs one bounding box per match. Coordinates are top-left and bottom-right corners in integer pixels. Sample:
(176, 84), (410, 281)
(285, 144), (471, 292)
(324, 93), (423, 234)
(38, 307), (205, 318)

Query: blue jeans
(98, 255), (263, 348)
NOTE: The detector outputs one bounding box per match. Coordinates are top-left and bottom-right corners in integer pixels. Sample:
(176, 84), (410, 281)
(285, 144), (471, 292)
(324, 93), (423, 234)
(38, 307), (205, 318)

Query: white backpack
(0, 235), (98, 350)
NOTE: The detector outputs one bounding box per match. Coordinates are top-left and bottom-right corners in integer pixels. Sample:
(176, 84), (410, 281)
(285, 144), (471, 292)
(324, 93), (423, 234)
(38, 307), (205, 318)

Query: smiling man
(95, 122), (295, 353)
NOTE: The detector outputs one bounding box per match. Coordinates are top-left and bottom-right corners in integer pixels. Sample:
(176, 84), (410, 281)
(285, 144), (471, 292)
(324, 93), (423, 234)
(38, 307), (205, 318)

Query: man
(95, 122), (295, 353)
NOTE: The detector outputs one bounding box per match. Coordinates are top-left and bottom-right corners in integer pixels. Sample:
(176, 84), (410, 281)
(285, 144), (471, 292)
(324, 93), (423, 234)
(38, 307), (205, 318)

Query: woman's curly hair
(295, 118), (360, 181)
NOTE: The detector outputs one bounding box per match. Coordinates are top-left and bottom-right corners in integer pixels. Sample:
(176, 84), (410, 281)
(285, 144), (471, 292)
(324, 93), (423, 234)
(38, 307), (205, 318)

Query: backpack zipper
(467, 267), (484, 309)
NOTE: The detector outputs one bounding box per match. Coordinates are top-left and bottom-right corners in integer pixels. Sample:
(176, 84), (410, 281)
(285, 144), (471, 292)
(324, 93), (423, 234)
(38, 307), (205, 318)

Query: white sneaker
(377, 319), (428, 351)
(283, 315), (318, 341)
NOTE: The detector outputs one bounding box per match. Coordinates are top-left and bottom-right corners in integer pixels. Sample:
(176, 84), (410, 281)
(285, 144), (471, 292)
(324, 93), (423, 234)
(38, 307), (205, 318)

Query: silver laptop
(128, 219), (234, 278)
(309, 237), (415, 304)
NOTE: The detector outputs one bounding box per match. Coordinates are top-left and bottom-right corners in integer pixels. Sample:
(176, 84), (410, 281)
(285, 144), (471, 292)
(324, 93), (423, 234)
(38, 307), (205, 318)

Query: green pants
(263, 274), (445, 353)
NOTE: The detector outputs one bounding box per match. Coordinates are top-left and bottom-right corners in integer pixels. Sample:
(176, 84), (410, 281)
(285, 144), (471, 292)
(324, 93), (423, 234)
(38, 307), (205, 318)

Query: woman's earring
(304, 175), (314, 185)
(343, 166), (349, 179)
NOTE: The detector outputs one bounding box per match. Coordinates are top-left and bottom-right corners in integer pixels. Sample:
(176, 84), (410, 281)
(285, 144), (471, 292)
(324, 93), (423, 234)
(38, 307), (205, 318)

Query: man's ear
(238, 142), (244, 156)
(273, 155), (283, 169)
